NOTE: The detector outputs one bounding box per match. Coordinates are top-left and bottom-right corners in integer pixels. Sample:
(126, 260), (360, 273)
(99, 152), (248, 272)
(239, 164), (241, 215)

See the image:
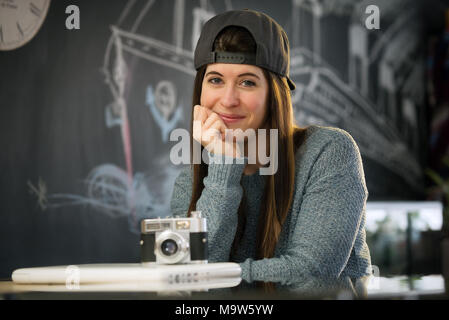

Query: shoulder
(295, 125), (361, 161)
(297, 125), (359, 154)
(293, 125), (364, 178)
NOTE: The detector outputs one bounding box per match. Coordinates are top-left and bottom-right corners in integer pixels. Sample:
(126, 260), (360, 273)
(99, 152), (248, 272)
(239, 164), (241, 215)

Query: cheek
(245, 95), (267, 119)
(200, 87), (215, 108)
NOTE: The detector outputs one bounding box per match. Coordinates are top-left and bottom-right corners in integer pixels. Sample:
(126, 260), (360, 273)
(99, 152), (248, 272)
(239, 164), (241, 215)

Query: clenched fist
(193, 105), (242, 159)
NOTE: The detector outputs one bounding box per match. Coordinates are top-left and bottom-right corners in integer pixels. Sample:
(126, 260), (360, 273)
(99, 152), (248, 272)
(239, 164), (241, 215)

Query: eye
(208, 77), (223, 85)
(241, 80), (256, 87)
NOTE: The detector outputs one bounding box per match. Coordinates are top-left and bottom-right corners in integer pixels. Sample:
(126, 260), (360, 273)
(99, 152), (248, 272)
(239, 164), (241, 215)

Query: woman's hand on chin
(193, 105), (242, 158)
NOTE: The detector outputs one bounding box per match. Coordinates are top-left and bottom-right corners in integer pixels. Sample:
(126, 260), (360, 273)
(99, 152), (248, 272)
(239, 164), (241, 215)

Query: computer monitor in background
(365, 201), (443, 276)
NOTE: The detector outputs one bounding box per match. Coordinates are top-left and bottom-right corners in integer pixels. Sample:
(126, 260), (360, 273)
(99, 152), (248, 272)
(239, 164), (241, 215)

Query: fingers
(193, 105), (208, 143)
(194, 105), (227, 133)
(193, 105), (234, 154)
(203, 112), (225, 132)
(202, 115), (225, 145)
(206, 120), (224, 138)
(193, 105), (208, 124)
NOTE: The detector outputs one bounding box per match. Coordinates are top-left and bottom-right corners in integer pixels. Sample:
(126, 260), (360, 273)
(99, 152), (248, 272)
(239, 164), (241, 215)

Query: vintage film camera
(140, 211), (208, 265)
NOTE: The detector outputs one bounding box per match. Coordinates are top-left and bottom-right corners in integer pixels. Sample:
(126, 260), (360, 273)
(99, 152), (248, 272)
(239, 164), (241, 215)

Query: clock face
(0, 0), (51, 51)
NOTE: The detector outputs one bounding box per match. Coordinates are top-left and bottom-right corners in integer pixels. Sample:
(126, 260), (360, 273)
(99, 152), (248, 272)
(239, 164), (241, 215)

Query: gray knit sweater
(170, 125), (372, 296)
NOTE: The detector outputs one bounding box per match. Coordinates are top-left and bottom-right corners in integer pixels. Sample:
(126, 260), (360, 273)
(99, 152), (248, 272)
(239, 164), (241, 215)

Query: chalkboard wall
(0, 0), (429, 278)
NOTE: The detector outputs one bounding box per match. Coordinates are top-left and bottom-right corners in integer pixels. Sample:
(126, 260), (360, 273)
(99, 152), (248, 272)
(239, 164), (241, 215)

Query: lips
(217, 113), (246, 124)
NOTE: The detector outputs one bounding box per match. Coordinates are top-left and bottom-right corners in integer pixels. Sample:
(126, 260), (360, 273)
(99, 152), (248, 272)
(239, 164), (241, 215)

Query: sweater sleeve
(170, 153), (247, 263)
(170, 165), (193, 218)
(239, 130), (369, 293)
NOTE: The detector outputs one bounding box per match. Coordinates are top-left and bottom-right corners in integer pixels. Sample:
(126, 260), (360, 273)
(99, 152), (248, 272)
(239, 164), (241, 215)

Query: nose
(220, 84), (239, 108)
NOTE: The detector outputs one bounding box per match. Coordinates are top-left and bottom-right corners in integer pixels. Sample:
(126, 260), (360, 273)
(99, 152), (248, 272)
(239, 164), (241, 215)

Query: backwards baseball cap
(194, 9), (296, 90)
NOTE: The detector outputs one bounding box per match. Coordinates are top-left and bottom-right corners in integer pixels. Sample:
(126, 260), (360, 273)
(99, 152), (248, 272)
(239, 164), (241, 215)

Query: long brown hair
(187, 26), (305, 292)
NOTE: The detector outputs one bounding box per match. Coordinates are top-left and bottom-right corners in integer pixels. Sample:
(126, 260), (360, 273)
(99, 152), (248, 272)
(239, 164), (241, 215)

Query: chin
(227, 123), (247, 131)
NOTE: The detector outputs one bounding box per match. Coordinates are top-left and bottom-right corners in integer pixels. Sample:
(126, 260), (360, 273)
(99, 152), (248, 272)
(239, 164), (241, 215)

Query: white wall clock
(0, 0), (51, 51)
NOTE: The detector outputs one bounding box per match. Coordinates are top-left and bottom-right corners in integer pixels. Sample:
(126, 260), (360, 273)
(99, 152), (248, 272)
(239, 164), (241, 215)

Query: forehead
(204, 63), (265, 77)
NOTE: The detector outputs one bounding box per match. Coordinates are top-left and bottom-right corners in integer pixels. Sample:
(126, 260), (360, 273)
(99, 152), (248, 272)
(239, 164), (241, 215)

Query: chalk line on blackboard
(39, 161), (181, 234)
(146, 84), (183, 142)
(38, 1), (427, 234)
(27, 177), (48, 211)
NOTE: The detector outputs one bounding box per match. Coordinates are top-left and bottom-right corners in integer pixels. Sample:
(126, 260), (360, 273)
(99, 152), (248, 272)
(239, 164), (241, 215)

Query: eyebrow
(205, 71), (261, 80)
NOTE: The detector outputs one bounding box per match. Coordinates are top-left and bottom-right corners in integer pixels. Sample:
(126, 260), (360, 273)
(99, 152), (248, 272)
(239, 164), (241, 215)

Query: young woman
(170, 9), (371, 296)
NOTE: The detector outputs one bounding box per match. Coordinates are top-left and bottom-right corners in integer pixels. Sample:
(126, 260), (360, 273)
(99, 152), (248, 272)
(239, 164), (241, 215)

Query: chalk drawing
(41, 0), (207, 233)
(146, 83), (184, 142)
(45, 162), (177, 232)
(290, 0), (425, 191)
(36, 0), (426, 232)
(27, 177), (48, 211)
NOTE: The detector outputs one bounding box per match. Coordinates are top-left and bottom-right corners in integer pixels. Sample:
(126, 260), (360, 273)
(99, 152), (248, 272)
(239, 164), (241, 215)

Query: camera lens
(160, 239), (178, 256)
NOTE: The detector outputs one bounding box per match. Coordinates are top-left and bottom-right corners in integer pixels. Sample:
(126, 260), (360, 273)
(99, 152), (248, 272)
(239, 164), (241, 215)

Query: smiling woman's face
(200, 63), (269, 132)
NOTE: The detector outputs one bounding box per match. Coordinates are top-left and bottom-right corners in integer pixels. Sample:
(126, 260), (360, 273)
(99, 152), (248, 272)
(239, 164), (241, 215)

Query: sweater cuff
(206, 152), (248, 186)
(207, 150), (247, 165)
(239, 259), (253, 283)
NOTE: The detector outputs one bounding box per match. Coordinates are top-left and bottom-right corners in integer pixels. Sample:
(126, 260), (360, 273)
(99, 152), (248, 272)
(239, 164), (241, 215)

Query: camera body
(140, 211), (208, 265)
